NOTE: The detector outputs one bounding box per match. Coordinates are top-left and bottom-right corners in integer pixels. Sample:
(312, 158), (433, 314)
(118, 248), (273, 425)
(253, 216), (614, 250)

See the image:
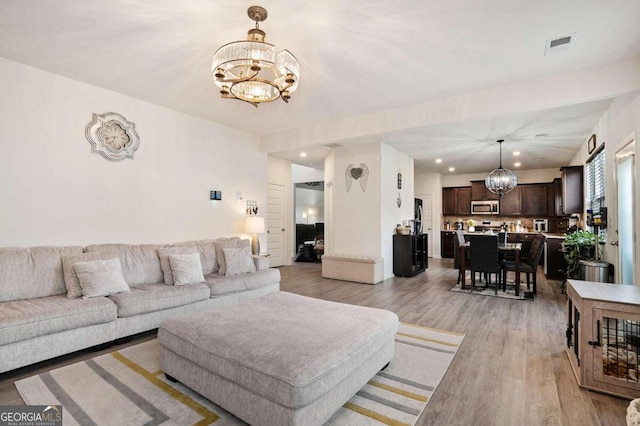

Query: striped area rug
(16, 323), (463, 426)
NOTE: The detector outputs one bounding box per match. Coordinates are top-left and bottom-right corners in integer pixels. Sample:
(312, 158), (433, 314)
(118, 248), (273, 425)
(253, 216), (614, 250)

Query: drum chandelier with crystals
(211, 6), (300, 107)
(485, 139), (518, 197)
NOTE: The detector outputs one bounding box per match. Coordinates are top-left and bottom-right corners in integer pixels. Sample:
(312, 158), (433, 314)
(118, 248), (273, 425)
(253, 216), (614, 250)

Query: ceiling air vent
(325, 143), (343, 148)
(545, 33), (575, 56)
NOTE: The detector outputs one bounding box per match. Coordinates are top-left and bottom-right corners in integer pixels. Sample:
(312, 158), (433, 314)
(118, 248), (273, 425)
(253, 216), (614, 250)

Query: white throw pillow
(169, 253), (205, 285)
(72, 258), (130, 299)
(223, 247), (256, 277)
(158, 247), (200, 285)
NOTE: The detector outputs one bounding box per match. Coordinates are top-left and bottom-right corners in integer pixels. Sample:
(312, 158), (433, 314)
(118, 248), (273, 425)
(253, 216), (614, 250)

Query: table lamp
(245, 216), (265, 255)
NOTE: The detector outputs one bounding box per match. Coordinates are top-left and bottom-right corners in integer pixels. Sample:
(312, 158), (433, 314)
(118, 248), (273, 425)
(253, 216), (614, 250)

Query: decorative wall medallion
(345, 163), (369, 192)
(85, 112), (140, 161)
(397, 170), (402, 189)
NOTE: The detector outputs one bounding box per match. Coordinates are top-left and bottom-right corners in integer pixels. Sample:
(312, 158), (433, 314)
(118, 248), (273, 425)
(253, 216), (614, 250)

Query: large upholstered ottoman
(158, 291), (399, 426)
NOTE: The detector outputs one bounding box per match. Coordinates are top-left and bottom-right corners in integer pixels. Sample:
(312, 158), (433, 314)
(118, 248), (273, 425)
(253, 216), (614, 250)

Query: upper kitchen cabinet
(521, 184), (548, 217)
(560, 166), (584, 214)
(471, 180), (500, 201)
(443, 186), (471, 215)
(500, 186), (522, 215)
(553, 178), (564, 217)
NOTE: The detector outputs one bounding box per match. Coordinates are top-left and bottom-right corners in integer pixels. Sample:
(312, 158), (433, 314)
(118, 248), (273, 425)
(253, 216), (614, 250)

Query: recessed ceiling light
(514, 162), (522, 167)
(300, 152), (307, 157)
(513, 151), (520, 156)
(435, 158), (442, 163)
(448, 167), (455, 172)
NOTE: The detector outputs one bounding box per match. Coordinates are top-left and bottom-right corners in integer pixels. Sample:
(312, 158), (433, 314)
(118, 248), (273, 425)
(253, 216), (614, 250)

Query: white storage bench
(321, 254), (384, 284)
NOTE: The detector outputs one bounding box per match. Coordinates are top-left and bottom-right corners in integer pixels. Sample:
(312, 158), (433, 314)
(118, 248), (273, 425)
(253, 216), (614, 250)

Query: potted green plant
(563, 230), (597, 278)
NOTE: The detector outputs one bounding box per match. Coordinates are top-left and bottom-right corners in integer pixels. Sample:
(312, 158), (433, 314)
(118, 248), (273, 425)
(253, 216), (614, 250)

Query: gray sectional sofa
(0, 238), (280, 373)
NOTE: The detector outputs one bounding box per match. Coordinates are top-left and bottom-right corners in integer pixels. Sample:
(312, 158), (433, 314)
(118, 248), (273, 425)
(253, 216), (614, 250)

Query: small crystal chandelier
(211, 6), (300, 107)
(485, 139), (518, 197)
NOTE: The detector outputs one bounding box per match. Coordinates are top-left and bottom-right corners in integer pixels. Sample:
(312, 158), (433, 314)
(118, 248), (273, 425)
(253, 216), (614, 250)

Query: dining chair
(453, 230), (468, 284)
(468, 234), (502, 294)
(502, 233), (546, 294)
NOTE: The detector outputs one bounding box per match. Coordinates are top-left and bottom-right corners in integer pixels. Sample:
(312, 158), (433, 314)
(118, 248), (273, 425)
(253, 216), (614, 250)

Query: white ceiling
(1, 1), (639, 173)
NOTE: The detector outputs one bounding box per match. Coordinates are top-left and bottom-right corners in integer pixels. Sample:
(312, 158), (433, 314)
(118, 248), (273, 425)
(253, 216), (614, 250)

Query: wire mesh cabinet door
(589, 306), (640, 398)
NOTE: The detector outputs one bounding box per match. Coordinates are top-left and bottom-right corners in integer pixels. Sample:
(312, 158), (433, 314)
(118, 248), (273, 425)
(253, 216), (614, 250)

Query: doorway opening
(294, 181), (324, 262)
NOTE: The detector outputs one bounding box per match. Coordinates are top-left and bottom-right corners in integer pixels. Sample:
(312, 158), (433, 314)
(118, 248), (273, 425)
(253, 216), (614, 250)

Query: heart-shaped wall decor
(351, 168), (363, 179)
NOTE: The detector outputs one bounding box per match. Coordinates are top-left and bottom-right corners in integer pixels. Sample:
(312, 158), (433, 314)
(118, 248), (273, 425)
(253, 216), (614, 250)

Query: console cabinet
(566, 280), (640, 399)
(393, 234), (428, 277)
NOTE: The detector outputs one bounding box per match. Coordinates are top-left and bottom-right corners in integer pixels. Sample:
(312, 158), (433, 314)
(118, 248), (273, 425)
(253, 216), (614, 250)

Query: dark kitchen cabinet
(521, 184), (548, 217)
(560, 166), (584, 214)
(442, 187), (471, 215)
(393, 234), (428, 277)
(456, 187), (472, 215)
(547, 182), (557, 218)
(441, 231), (455, 258)
(471, 180), (500, 201)
(554, 178), (564, 217)
(546, 237), (567, 280)
(500, 186), (522, 215)
(443, 188), (456, 215)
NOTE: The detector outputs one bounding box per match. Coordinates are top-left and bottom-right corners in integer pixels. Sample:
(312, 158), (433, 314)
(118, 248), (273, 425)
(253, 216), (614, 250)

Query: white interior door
(416, 193), (433, 257)
(614, 137), (636, 285)
(267, 183), (285, 267)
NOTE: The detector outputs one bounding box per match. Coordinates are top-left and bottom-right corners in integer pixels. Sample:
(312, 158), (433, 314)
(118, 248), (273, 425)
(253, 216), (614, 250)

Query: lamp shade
(245, 216), (266, 234)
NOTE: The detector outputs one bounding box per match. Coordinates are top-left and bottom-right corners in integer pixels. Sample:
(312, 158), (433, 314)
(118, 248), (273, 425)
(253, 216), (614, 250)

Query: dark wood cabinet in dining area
(393, 234), (428, 277)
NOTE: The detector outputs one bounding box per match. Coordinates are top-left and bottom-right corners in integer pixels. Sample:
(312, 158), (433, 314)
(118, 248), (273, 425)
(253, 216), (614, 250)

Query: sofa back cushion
(62, 251), (129, 298)
(171, 239), (218, 274)
(0, 246), (83, 302)
(214, 237), (249, 276)
(84, 244), (165, 286)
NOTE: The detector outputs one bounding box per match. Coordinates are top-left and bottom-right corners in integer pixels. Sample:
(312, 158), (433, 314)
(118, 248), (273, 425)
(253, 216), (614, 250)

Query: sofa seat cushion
(0, 295), (117, 345)
(108, 283), (210, 318)
(205, 268), (281, 297)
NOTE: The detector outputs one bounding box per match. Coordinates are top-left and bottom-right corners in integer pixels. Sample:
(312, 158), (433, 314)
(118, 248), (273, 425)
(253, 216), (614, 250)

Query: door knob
(610, 241), (619, 246)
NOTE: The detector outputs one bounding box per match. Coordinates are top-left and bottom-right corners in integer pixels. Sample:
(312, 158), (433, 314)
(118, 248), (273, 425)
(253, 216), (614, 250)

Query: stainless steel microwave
(471, 200), (499, 215)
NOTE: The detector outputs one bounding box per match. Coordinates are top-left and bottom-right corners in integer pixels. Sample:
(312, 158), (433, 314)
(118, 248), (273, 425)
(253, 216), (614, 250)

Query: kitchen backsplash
(442, 215), (569, 233)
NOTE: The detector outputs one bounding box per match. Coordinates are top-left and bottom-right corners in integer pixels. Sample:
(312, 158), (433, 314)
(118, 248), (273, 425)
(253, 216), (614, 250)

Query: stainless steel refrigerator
(414, 198), (423, 234)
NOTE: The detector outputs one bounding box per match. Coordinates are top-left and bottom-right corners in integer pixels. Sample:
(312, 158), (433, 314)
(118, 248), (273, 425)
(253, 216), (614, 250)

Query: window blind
(587, 146), (605, 211)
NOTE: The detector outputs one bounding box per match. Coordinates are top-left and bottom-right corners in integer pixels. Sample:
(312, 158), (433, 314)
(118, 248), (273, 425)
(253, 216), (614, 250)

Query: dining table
(460, 241), (523, 296)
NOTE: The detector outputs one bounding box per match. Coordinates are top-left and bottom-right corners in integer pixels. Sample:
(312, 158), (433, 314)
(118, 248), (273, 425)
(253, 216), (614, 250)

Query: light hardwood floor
(0, 258), (629, 425)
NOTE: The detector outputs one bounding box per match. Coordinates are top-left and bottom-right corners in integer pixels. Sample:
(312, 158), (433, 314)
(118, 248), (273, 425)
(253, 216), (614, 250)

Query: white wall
(331, 143), (382, 258)
(381, 144), (414, 278)
(569, 93), (640, 284)
(324, 142), (413, 279)
(0, 58), (266, 247)
(292, 164), (324, 183)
